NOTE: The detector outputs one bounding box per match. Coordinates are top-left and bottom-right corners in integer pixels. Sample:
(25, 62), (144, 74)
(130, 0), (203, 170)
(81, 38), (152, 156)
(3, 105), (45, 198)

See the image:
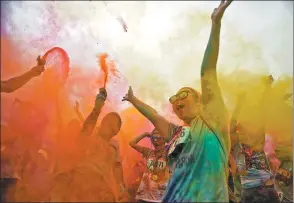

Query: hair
(179, 87), (202, 103)
(150, 128), (159, 136)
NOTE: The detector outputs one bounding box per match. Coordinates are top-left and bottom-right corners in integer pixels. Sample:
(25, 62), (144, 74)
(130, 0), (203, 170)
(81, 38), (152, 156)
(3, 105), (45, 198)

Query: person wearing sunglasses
(123, 1), (233, 202)
(129, 129), (170, 203)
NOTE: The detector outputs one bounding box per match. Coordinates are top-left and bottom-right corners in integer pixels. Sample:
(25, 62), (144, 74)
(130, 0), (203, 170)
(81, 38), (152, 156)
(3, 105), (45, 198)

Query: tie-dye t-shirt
(275, 160), (293, 202)
(235, 144), (272, 189)
(163, 116), (229, 202)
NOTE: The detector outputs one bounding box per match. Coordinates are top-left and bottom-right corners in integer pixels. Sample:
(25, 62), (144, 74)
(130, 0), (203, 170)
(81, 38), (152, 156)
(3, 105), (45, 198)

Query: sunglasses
(150, 135), (163, 141)
(169, 91), (190, 104)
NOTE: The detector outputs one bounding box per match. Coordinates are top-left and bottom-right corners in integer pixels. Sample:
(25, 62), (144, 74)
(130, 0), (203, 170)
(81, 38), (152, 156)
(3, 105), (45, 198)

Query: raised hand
(267, 75), (274, 85)
(74, 101), (80, 112)
(211, 0), (233, 24)
(30, 55), (46, 77)
(262, 74), (274, 86)
(96, 88), (107, 101)
(37, 55), (46, 66)
(144, 132), (151, 138)
(122, 86), (134, 102)
(95, 88), (107, 108)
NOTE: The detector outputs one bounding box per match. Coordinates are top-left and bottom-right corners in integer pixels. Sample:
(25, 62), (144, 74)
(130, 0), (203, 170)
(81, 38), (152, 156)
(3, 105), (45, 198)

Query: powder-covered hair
(179, 87), (202, 103)
(105, 112), (122, 126)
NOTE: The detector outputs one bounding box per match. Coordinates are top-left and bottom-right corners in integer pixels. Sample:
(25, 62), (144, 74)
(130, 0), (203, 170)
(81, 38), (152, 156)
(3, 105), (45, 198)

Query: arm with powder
(1, 56), (45, 93)
(200, 1), (232, 149)
(74, 101), (85, 123)
(80, 88), (107, 136)
(129, 132), (151, 157)
(123, 87), (171, 141)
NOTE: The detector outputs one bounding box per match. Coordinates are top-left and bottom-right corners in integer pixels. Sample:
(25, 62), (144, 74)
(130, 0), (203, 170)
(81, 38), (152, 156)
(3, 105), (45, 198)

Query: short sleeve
(166, 123), (182, 143)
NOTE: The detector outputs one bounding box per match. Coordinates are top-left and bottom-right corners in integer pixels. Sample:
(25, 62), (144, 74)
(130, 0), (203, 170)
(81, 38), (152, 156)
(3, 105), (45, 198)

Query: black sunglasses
(169, 91), (190, 104)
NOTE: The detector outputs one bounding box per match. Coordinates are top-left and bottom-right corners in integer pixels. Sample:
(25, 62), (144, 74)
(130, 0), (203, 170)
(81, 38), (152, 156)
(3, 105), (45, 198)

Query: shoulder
(200, 113), (230, 154)
(109, 139), (120, 150)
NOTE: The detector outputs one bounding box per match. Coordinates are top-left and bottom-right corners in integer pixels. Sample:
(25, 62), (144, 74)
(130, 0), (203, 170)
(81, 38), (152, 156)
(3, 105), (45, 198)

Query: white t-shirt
(136, 148), (169, 203)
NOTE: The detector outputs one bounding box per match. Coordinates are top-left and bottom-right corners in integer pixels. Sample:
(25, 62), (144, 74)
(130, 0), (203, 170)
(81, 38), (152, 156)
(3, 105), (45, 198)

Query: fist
(37, 55), (46, 66)
(98, 88), (107, 99)
(262, 75), (274, 86)
(122, 86), (134, 102)
(30, 55), (46, 77)
(74, 101), (80, 112)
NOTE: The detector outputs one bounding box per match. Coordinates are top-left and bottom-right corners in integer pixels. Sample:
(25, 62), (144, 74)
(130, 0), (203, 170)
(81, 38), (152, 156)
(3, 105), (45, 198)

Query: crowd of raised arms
(1, 1), (292, 203)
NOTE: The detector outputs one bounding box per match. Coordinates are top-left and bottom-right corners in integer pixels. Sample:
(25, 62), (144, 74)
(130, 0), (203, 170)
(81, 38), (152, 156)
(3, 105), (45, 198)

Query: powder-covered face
(170, 87), (201, 123)
(150, 130), (165, 147)
(100, 113), (122, 140)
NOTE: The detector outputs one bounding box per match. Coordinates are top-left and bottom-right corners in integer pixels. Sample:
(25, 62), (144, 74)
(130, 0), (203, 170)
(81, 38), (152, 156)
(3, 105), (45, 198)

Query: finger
(224, 0), (233, 8)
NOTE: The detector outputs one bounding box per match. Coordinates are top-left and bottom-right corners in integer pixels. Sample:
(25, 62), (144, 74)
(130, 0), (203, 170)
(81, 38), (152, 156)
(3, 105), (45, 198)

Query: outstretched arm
(129, 132), (151, 156)
(200, 1), (233, 146)
(1, 56), (45, 93)
(74, 101), (85, 123)
(123, 87), (171, 141)
(80, 88), (107, 136)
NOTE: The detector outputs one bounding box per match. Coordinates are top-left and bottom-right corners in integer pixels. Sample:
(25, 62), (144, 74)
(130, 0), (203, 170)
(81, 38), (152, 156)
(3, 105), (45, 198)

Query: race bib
(276, 168), (293, 185)
(147, 157), (167, 171)
(168, 126), (190, 157)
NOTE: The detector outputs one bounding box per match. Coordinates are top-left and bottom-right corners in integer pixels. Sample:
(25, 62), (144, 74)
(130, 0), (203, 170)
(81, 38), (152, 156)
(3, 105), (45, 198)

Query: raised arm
(200, 1), (232, 129)
(80, 88), (106, 136)
(129, 132), (151, 156)
(1, 56), (45, 93)
(74, 101), (85, 123)
(231, 92), (246, 128)
(123, 87), (170, 141)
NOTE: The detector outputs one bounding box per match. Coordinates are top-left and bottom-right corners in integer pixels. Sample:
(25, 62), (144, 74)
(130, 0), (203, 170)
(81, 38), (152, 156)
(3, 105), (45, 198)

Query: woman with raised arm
(129, 129), (170, 203)
(122, 1), (233, 202)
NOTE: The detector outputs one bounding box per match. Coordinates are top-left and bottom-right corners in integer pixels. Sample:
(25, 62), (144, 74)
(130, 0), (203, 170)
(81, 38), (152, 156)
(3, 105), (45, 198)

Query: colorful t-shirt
(136, 148), (169, 202)
(276, 160), (293, 202)
(163, 116), (229, 202)
(235, 144), (272, 189)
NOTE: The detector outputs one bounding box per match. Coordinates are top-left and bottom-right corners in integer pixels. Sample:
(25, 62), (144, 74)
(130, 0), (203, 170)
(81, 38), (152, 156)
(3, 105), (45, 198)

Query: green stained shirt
(163, 116), (229, 202)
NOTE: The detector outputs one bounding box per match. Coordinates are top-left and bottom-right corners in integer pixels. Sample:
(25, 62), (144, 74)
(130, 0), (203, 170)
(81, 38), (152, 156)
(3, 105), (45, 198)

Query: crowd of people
(1, 1), (293, 202)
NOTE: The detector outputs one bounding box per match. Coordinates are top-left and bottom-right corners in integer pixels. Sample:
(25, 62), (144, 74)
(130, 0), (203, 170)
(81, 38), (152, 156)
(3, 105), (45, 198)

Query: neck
(98, 132), (110, 142)
(184, 114), (200, 125)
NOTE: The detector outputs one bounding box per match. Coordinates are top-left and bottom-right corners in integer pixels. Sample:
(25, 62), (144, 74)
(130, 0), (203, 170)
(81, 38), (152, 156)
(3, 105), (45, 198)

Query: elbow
(2, 87), (14, 93)
(129, 141), (135, 148)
